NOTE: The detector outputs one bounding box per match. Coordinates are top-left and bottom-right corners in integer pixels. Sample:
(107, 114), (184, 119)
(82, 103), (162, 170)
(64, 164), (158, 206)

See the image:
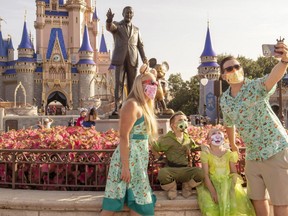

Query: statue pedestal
(157, 114), (173, 119)
(108, 114), (119, 119)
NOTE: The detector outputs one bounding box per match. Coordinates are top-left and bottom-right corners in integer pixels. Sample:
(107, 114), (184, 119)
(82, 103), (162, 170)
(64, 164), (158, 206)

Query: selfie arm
(265, 43), (288, 92)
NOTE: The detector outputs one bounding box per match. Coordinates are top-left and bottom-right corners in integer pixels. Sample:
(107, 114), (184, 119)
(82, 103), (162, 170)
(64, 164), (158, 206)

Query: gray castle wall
(34, 79), (43, 107)
(4, 81), (17, 101)
(79, 73), (94, 101)
(16, 72), (34, 105)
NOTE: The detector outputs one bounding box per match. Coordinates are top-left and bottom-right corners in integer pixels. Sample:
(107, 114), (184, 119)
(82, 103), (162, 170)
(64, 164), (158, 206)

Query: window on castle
(52, 3), (57, 10)
(49, 67), (57, 79)
(59, 67), (65, 80)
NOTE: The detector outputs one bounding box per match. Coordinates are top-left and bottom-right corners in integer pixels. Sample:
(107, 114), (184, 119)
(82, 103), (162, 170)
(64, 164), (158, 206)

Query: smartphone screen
(262, 44), (276, 57)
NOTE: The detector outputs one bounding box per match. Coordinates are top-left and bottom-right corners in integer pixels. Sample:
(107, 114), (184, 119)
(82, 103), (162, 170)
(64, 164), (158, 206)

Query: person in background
(220, 40), (288, 216)
(42, 117), (53, 129)
(151, 111), (204, 200)
(76, 108), (88, 127)
(36, 120), (43, 129)
(82, 107), (99, 128)
(51, 105), (56, 115)
(196, 128), (255, 215)
(100, 69), (158, 216)
(30, 120), (43, 129)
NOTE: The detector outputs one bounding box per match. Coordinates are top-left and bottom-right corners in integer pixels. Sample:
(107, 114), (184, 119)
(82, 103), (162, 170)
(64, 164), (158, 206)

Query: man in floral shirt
(152, 111), (204, 200)
(220, 41), (288, 216)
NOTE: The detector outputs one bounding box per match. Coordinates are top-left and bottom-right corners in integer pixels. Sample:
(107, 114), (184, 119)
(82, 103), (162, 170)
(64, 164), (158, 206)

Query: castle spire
(18, 21), (33, 49)
(8, 35), (14, 50)
(0, 17), (7, 32)
(93, 1), (98, 20)
(79, 25), (93, 52)
(0, 30), (6, 57)
(99, 26), (108, 53)
(198, 22), (219, 78)
(200, 23), (216, 57)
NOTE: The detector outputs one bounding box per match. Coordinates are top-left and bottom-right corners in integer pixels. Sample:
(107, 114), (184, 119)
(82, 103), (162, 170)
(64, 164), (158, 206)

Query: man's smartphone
(262, 44), (276, 57)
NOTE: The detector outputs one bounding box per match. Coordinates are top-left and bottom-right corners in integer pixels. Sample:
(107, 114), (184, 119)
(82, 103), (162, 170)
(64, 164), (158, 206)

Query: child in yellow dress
(196, 128), (255, 216)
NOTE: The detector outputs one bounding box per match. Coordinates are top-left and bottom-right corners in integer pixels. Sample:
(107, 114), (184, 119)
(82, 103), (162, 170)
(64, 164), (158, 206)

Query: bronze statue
(106, 6), (148, 115)
(149, 58), (174, 116)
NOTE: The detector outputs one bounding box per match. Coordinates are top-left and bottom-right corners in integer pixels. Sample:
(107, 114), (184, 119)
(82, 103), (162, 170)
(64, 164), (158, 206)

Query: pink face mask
(144, 84), (157, 100)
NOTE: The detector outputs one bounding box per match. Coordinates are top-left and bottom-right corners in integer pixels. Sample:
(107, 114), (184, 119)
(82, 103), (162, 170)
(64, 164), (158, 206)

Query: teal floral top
(220, 76), (288, 160)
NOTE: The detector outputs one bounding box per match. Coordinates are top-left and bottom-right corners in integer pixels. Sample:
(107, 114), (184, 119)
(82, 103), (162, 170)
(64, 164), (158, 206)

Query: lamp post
(277, 37), (285, 127)
(214, 79), (222, 124)
(200, 77), (208, 119)
(278, 80), (285, 126)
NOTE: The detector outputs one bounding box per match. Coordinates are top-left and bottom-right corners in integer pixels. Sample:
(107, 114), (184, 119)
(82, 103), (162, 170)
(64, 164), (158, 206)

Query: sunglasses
(142, 80), (159, 86)
(224, 64), (241, 72)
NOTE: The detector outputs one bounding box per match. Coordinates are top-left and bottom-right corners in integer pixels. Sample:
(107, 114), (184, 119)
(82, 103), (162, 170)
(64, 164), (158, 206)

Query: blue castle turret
(198, 23), (220, 80)
(97, 27), (111, 77)
(0, 30), (7, 60)
(93, 5), (98, 21)
(15, 20), (36, 105)
(198, 22), (220, 124)
(77, 25), (96, 100)
(99, 33), (108, 53)
(7, 36), (14, 62)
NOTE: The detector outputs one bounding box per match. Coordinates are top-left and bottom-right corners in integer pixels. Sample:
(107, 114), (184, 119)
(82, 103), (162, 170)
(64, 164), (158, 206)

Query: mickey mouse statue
(149, 58), (174, 116)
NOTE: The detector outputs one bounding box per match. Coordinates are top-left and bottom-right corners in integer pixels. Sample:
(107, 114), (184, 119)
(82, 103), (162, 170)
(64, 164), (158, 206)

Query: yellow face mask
(225, 69), (244, 84)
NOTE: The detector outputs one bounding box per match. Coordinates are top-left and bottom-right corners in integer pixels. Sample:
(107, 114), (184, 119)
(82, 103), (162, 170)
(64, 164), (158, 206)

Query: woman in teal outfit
(101, 66), (159, 216)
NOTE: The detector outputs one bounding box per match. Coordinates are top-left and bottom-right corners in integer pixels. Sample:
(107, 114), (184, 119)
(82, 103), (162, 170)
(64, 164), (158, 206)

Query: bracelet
(281, 59), (288, 64)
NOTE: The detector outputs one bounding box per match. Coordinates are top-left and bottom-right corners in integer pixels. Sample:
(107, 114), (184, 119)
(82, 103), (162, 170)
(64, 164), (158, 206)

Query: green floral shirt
(220, 76), (288, 160)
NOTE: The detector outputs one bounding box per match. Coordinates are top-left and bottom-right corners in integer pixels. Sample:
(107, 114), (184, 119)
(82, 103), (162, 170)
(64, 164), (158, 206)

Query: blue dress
(102, 116), (156, 215)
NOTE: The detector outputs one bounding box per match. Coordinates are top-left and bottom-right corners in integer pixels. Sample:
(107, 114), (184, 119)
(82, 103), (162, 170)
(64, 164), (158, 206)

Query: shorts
(245, 148), (288, 205)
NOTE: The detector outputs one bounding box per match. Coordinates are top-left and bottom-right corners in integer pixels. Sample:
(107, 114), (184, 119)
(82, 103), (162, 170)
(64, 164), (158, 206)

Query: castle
(0, 0), (114, 114)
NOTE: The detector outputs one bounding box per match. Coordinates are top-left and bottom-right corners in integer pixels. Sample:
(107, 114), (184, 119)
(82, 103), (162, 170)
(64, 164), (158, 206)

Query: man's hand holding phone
(262, 38), (285, 58)
(262, 44), (277, 57)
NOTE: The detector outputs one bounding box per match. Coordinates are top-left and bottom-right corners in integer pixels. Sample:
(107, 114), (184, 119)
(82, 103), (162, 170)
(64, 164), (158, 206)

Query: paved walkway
(0, 188), (201, 216)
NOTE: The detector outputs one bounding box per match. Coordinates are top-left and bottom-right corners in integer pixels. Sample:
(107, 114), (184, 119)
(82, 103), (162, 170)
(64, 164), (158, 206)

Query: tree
(167, 73), (199, 116)
(167, 55), (280, 117)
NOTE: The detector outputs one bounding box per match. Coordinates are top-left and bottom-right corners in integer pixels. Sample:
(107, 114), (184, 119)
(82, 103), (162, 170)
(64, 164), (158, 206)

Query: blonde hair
(207, 128), (224, 142)
(126, 72), (158, 139)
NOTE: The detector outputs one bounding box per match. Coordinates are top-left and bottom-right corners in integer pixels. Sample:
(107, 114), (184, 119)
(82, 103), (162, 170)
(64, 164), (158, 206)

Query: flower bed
(0, 125), (245, 190)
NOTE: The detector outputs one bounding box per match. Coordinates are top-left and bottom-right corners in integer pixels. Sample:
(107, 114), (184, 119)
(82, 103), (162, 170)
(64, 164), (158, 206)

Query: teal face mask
(177, 120), (188, 132)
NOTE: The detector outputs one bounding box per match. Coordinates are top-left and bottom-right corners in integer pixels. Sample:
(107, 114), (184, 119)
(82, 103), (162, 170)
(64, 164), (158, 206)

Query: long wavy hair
(126, 72), (158, 140)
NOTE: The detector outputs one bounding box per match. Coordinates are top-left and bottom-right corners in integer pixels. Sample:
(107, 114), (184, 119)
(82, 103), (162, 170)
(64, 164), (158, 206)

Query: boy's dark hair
(169, 111), (186, 125)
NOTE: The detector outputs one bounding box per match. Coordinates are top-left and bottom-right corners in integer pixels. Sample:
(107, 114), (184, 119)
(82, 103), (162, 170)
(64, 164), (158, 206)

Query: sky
(1, 0), (288, 81)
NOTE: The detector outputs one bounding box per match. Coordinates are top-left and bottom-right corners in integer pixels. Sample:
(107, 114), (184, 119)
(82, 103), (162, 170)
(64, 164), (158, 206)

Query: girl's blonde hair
(207, 128), (224, 142)
(126, 72), (158, 140)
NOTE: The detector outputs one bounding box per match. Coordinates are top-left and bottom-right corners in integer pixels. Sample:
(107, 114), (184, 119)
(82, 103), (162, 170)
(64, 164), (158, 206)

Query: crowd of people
(33, 107), (99, 130)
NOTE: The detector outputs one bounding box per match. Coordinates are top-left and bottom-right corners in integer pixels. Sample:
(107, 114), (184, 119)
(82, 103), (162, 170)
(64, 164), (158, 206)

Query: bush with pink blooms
(0, 125), (246, 190)
(0, 126), (120, 150)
